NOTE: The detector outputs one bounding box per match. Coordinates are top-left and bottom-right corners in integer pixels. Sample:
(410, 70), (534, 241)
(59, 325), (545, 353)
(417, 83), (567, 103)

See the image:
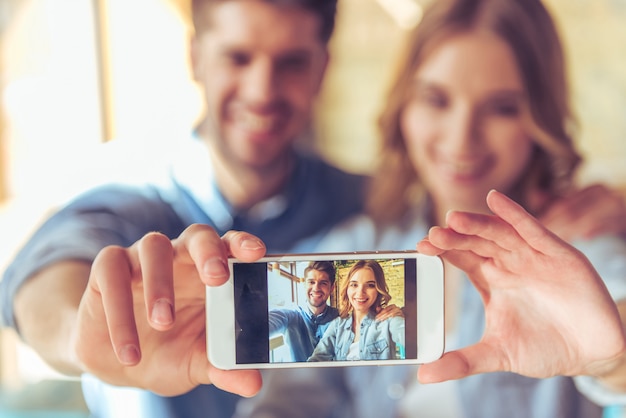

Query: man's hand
(539, 184), (626, 241)
(375, 304), (404, 321)
(74, 225), (267, 397)
(416, 190), (626, 383)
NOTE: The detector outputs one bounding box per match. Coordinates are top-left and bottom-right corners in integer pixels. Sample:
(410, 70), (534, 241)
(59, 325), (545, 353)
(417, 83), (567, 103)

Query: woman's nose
(443, 105), (480, 152)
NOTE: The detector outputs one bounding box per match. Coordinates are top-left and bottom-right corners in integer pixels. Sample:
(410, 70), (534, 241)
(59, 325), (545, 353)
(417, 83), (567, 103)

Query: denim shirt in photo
(308, 311), (405, 361)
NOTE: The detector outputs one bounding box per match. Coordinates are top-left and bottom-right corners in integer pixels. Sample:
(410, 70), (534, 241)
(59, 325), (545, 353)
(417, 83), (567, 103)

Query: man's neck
(308, 303), (327, 317)
(198, 127), (294, 210)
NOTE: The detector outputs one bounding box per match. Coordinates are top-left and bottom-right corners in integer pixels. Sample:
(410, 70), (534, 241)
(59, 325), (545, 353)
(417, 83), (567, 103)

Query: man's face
(191, 0), (329, 170)
(304, 269), (333, 309)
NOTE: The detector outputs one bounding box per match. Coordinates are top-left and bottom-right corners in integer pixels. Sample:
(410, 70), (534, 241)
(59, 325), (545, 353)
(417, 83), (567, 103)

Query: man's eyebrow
(411, 79), (444, 91)
(218, 44), (248, 54)
(278, 49), (311, 57)
(217, 42), (312, 55)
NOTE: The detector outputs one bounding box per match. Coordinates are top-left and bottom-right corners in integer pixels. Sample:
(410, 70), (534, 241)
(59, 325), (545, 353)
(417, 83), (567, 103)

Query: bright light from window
(376, 0), (423, 30)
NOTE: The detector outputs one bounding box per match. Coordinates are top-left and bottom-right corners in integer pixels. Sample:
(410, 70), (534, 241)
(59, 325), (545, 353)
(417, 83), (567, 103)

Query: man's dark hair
(304, 261), (336, 286)
(191, 0), (338, 43)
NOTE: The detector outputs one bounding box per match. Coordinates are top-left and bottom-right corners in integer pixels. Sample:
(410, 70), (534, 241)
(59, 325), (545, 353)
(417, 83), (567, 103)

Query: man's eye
(278, 56), (310, 73)
(227, 52), (250, 66)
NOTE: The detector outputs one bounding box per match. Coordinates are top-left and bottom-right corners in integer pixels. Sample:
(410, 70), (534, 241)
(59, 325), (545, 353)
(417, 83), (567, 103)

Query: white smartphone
(206, 251), (444, 369)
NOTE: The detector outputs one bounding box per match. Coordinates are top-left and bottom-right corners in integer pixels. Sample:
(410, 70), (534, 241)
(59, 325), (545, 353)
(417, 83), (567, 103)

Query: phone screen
(231, 257), (418, 365)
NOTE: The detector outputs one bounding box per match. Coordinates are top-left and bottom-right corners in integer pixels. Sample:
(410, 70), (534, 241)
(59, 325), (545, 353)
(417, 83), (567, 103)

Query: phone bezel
(206, 251), (444, 369)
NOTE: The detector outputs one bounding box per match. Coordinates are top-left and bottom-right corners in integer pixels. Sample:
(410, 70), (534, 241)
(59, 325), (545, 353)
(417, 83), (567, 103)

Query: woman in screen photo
(307, 260), (405, 361)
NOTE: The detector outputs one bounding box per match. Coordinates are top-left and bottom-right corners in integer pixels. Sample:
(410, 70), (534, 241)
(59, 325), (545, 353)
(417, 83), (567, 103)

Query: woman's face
(346, 268), (379, 314)
(400, 30), (533, 217)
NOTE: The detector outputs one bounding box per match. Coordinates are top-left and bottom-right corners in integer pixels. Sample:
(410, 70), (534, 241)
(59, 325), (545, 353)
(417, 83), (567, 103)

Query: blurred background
(0, 0), (625, 415)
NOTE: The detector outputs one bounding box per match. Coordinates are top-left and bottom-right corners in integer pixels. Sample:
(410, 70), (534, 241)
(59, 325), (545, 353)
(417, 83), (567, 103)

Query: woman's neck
(352, 310), (368, 328)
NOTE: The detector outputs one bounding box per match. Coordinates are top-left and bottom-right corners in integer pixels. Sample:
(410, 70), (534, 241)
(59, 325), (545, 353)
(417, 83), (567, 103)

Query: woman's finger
(417, 343), (505, 383)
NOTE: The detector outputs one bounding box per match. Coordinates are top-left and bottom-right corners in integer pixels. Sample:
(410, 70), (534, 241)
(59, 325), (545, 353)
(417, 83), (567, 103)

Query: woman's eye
(492, 103), (520, 117)
(485, 96), (523, 117)
(416, 90), (448, 109)
(427, 94), (447, 108)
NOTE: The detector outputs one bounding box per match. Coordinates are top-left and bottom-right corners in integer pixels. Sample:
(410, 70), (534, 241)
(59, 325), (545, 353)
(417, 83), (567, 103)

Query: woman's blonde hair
(368, 0), (581, 223)
(338, 260), (392, 318)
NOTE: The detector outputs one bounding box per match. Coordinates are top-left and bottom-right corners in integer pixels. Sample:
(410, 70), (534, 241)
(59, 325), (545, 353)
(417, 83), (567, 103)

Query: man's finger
(222, 230), (266, 261)
(138, 232), (175, 330)
(208, 367), (263, 398)
(176, 224), (230, 286)
(91, 246), (141, 366)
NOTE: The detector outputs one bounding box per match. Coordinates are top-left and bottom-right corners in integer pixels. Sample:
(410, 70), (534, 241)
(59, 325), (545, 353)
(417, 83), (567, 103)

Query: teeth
(445, 161), (482, 175)
(239, 113), (274, 132)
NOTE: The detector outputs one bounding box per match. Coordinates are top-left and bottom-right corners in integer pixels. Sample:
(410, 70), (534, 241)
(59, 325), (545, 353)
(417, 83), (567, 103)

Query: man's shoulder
(327, 305), (339, 317)
(52, 182), (185, 234)
(293, 154), (369, 219)
(271, 305), (304, 317)
(65, 183), (171, 213)
(299, 154), (368, 190)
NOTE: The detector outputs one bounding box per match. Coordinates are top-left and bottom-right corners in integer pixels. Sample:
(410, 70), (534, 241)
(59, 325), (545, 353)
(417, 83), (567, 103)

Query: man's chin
(308, 299), (326, 308)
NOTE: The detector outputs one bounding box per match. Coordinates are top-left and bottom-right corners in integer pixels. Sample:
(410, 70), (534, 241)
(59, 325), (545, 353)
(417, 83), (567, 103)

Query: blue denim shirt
(308, 311), (405, 361)
(269, 305), (339, 362)
(0, 134), (367, 418)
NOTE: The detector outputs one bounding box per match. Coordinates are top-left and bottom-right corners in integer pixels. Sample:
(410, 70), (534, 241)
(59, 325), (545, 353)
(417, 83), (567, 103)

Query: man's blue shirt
(269, 304), (339, 362)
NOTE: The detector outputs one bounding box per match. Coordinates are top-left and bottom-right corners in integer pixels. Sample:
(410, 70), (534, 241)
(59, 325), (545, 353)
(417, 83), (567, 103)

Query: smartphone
(206, 251), (444, 369)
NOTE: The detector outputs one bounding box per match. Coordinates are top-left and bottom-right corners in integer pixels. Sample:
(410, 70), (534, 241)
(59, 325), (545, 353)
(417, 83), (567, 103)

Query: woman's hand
(416, 190), (626, 383)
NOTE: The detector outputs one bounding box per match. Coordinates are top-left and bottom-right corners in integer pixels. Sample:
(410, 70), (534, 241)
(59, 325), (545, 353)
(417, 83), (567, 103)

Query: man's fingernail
(151, 299), (174, 325)
(204, 257), (228, 278)
(241, 238), (264, 250)
(119, 344), (140, 365)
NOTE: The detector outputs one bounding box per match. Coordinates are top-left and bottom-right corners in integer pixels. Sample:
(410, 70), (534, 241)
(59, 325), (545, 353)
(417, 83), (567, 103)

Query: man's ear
(313, 49), (330, 94)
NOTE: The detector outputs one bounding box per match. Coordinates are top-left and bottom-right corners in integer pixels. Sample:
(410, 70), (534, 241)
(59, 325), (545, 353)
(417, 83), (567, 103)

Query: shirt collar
(301, 304), (332, 320)
(341, 311), (376, 329)
(169, 132), (293, 230)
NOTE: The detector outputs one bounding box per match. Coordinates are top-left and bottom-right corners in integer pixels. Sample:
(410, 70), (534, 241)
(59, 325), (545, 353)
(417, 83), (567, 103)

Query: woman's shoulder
(368, 312), (405, 327)
(314, 207), (431, 252)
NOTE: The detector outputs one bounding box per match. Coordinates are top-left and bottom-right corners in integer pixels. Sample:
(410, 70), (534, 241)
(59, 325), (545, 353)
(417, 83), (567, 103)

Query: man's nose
(241, 59), (278, 106)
